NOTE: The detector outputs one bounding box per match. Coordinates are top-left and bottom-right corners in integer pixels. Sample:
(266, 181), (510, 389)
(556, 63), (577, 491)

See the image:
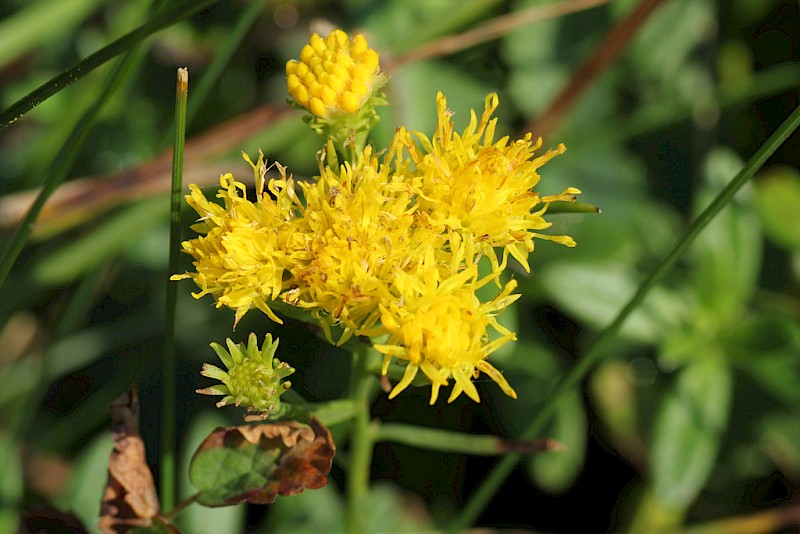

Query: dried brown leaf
(98, 386), (161, 534)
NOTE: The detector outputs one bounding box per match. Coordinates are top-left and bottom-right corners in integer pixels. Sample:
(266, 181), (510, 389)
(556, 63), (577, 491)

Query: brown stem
(527, 0), (669, 138)
(0, 104), (292, 231)
(388, 0), (611, 71)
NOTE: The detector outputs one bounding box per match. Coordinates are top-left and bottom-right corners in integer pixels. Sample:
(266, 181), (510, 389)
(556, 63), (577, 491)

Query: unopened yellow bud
(286, 29), (381, 118)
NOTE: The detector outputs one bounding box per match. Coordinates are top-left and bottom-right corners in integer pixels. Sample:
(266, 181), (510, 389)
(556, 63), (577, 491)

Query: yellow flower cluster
(174, 93), (579, 404)
(286, 29), (381, 119)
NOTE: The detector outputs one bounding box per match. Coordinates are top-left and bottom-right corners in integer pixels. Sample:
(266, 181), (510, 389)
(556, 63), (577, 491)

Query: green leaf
(0, 0), (105, 71)
(759, 412), (800, 475)
(754, 166), (800, 250)
(263, 484), (345, 534)
(178, 412), (244, 534)
(363, 0), (500, 54)
(34, 196), (168, 285)
(0, 433), (22, 534)
(691, 147), (762, 321)
(727, 314), (800, 405)
(308, 399), (357, 428)
(494, 343), (587, 493)
(539, 261), (686, 343)
(650, 354), (732, 510)
(265, 482), (433, 534)
(57, 433), (114, 532)
(628, 0), (716, 86)
(528, 388), (587, 494)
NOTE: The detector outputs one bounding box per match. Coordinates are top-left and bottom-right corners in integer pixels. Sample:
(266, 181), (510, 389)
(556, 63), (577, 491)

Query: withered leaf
(189, 416), (335, 507)
(98, 386), (161, 534)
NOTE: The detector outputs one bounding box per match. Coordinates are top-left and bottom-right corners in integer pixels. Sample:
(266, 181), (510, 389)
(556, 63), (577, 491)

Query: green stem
(450, 104), (800, 533)
(0, 0), (221, 130)
(162, 492), (200, 522)
(346, 346), (376, 534)
(161, 68), (188, 512)
(376, 423), (559, 456)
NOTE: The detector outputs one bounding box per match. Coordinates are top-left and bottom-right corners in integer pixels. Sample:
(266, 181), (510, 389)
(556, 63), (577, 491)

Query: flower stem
(346, 345), (376, 534)
(450, 103), (800, 533)
(161, 67), (188, 512)
(161, 492), (200, 523)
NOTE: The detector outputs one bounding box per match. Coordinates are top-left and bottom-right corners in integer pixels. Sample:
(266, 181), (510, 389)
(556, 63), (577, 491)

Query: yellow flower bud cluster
(286, 29), (380, 118)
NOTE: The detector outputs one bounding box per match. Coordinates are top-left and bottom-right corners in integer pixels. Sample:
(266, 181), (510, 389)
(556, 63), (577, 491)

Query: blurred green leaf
(0, 0), (105, 71)
(494, 342), (587, 493)
(727, 314), (800, 405)
(528, 387), (587, 494)
(759, 412), (800, 477)
(263, 483), (345, 534)
(0, 432), (22, 534)
(539, 261), (686, 343)
(628, 0), (715, 87)
(265, 481), (432, 534)
(754, 166), (800, 250)
(502, 0), (604, 118)
(33, 197), (168, 285)
(691, 147), (762, 322)
(650, 354), (732, 510)
(57, 433), (114, 531)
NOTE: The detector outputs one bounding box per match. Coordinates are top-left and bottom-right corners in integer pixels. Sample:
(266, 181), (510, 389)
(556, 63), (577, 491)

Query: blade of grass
(162, 67), (188, 512)
(0, 0), (221, 130)
(184, 0), (264, 129)
(0, 45), (142, 292)
(526, 0), (669, 138)
(450, 103), (800, 532)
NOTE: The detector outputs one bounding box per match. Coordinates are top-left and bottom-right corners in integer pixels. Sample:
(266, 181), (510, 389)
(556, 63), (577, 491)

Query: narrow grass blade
(0, 49), (141, 291)
(161, 67), (189, 512)
(0, 0), (221, 129)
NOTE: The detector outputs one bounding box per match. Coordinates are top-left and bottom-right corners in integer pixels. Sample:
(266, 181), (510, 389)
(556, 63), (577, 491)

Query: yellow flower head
(286, 29), (381, 119)
(171, 153), (303, 326)
(372, 248), (520, 404)
(397, 92), (581, 273)
(286, 146), (435, 345)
